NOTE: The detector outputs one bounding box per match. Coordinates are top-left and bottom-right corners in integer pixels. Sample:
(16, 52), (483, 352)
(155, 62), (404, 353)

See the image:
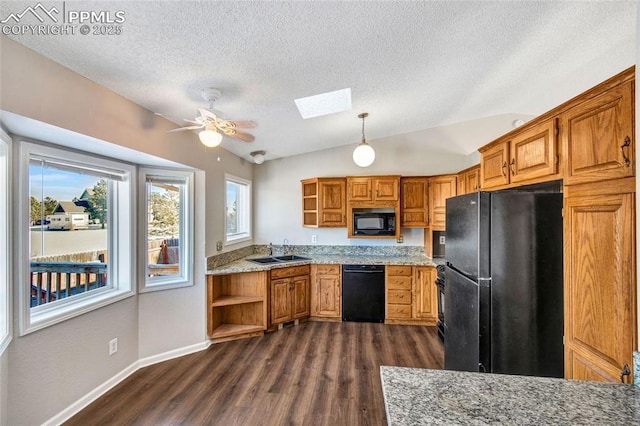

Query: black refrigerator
(444, 189), (564, 378)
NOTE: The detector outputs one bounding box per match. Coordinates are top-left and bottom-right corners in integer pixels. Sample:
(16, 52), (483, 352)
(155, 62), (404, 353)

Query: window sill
(22, 288), (135, 336)
(225, 235), (251, 247)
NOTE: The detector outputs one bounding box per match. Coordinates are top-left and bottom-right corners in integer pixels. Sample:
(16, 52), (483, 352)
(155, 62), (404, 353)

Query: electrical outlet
(109, 338), (118, 356)
(397, 235), (404, 244)
(311, 234), (317, 244)
(439, 236), (446, 245)
(216, 241), (223, 251)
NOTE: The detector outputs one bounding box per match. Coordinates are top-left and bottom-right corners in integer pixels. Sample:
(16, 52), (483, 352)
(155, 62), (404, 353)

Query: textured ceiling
(1, 1), (637, 162)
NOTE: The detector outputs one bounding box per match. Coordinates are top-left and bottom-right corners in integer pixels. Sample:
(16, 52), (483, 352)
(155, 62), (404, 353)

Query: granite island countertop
(380, 366), (640, 425)
(206, 254), (444, 275)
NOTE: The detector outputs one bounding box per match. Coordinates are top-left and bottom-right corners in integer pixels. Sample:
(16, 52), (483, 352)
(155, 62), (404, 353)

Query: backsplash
(207, 244), (426, 269)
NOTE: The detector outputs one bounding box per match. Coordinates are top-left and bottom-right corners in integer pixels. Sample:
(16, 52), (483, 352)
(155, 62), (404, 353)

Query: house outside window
(18, 141), (134, 335)
(140, 168), (194, 292)
(225, 174), (251, 245)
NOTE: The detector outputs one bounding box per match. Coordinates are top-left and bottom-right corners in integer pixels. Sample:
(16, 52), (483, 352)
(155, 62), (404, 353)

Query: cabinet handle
(620, 363), (631, 383)
(501, 162), (507, 177)
(621, 136), (631, 167)
(509, 158), (516, 176)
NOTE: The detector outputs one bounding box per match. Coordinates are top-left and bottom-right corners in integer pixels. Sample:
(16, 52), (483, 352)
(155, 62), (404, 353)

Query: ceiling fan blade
(166, 125), (203, 133)
(229, 120), (257, 129)
(227, 130), (255, 142)
(198, 108), (217, 120)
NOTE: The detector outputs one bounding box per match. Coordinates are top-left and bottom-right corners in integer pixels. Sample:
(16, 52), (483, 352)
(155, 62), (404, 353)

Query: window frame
(0, 130), (12, 353)
(139, 167), (194, 292)
(224, 174), (252, 246)
(17, 140), (135, 335)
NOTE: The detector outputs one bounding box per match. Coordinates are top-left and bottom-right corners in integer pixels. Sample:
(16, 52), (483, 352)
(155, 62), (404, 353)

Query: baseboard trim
(43, 340), (211, 426)
(138, 340), (211, 368)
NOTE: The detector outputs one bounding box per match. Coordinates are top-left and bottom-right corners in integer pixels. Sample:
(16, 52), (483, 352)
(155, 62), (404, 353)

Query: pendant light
(352, 112), (375, 167)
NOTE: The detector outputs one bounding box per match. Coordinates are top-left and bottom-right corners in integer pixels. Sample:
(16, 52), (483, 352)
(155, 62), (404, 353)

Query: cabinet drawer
(387, 265), (412, 276)
(386, 276), (412, 290)
(315, 264), (340, 275)
(387, 304), (412, 319)
(387, 289), (411, 305)
(271, 265), (311, 280)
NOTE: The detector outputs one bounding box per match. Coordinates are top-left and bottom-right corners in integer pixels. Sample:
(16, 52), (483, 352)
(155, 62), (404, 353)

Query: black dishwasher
(342, 264), (385, 322)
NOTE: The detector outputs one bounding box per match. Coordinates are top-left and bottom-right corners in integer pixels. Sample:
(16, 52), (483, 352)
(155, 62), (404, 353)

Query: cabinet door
(564, 82), (634, 185)
(316, 274), (341, 317)
(400, 177), (429, 227)
(480, 142), (509, 189)
(271, 278), (291, 324)
(319, 179), (346, 227)
(374, 177), (399, 201)
(348, 177), (372, 202)
(457, 172), (466, 195)
(509, 119), (558, 184)
(413, 266), (437, 321)
(291, 275), (310, 319)
(464, 166), (481, 192)
(564, 189), (635, 383)
(429, 176), (457, 230)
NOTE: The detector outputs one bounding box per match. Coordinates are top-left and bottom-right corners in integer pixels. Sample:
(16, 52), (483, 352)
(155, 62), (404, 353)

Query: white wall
(254, 140), (478, 246)
(0, 36), (253, 424)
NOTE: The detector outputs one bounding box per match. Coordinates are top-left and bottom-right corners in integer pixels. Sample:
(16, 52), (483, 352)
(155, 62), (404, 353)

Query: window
(225, 174), (251, 244)
(140, 168), (194, 292)
(0, 131), (11, 353)
(18, 141), (134, 335)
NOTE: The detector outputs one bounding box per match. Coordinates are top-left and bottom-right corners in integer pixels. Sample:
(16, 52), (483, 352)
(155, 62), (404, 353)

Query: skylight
(294, 88), (352, 119)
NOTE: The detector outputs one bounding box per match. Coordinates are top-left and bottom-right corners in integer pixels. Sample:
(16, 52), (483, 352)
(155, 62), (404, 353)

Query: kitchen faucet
(268, 242), (273, 256)
(283, 238), (289, 255)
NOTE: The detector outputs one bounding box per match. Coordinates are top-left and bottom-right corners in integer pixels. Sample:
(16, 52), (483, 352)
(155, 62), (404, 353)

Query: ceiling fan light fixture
(250, 150), (266, 164)
(352, 112), (375, 167)
(199, 128), (222, 147)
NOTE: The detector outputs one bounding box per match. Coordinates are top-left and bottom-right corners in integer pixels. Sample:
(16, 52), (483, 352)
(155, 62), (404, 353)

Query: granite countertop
(206, 254), (444, 275)
(380, 366), (640, 425)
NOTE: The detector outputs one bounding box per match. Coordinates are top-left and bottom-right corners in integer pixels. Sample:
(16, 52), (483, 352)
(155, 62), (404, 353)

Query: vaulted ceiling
(1, 1), (637, 162)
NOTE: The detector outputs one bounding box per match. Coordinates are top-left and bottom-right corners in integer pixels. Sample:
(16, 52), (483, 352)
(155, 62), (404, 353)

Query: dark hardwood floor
(66, 321), (443, 425)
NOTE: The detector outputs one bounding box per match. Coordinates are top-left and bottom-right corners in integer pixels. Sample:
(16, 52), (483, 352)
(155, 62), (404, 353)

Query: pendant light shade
(199, 128), (223, 147)
(352, 112), (375, 167)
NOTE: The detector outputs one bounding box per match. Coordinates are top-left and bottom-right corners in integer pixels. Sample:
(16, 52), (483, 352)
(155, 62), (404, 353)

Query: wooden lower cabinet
(564, 178), (636, 383)
(207, 271), (268, 342)
(385, 265), (437, 325)
(310, 264), (341, 319)
(413, 266), (437, 322)
(269, 265), (311, 327)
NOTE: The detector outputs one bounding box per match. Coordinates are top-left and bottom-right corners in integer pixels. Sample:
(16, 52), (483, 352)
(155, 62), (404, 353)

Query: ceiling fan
(164, 88), (256, 147)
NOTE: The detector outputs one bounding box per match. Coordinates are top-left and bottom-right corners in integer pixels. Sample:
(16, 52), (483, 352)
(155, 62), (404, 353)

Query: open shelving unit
(301, 178), (318, 226)
(207, 271), (268, 341)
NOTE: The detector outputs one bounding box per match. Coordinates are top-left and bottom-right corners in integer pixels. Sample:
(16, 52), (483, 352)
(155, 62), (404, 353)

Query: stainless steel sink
(247, 255), (310, 264)
(247, 257), (283, 264)
(272, 255), (310, 262)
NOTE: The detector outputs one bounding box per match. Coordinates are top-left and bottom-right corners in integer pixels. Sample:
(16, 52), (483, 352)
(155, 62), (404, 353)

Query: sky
(29, 164), (100, 202)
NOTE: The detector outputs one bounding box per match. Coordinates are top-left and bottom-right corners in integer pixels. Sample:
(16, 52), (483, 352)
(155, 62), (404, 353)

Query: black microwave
(353, 212), (396, 236)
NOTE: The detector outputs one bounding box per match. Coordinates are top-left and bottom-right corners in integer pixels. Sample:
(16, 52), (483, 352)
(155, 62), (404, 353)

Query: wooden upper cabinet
(480, 141), (510, 189)
(347, 177), (373, 202)
(457, 164), (481, 195)
(429, 175), (457, 230)
(301, 178), (346, 227)
(480, 119), (558, 189)
(400, 177), (429, 227)
(564, 178), (636, 383)
(347, 176), (400, 204)
(563, 81), (634, 185)
(509, 118), (557, 183)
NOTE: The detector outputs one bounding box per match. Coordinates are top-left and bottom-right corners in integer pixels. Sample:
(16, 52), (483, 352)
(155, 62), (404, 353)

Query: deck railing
(30, 261), (107, 307)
